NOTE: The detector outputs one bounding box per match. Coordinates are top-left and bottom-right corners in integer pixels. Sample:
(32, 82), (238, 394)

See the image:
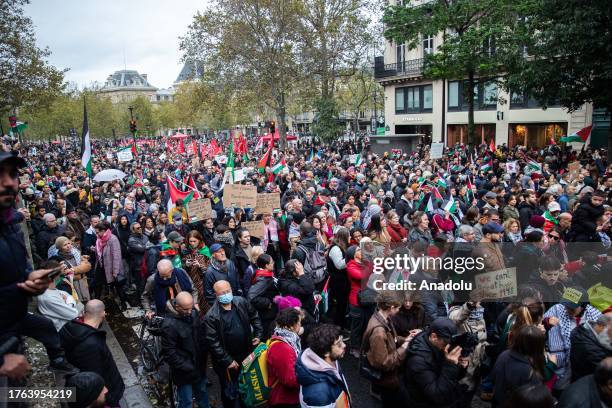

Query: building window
(395, 84), (433, 114)
(448, 80), (498, 111)
(423, 35), (434, 57)
(510, 92), (560, 109)
(395, 88), (405, 113)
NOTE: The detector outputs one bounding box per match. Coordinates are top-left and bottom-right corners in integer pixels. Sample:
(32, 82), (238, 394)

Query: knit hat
(346, 245), (359, 261)
(55, 236), (70, 250)
(273, 295), (302, 311)
(530, 215), (546, 228)
(65, 372), (105, 408)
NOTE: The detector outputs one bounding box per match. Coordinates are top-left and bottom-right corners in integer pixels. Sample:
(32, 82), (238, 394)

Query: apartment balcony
(373, 56), (424, 83)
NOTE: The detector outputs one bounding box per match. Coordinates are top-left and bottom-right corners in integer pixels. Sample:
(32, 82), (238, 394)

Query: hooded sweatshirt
(295, 348), (351, 408)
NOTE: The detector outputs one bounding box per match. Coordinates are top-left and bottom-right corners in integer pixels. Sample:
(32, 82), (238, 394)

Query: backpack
(238, 339), (279, 407)
(297, 244), (327, 284)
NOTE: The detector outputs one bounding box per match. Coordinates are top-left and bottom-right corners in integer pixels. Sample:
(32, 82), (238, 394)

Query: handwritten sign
(562, 287), (583, 305)
(117, 149), (133, 162)
(187, 198), (212, 222)
(224, 184), (257, 208)
(475, 267), (517, 299)
(255, 193), (281, 214)
(241, 220), (264, 239)
(430, 143), (444, 159)
(568, 161), (580, 180)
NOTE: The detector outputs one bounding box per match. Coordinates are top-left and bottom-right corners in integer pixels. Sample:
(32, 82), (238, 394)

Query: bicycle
(139, 315), (164, 372)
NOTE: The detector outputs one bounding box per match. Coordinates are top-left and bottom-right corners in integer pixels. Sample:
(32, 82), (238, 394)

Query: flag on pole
(225, 138), (235, 184)
(272, 159), (287, 175)
(80, 99), (92, 176)
(527, 160), (542, 174)
(437, 178), (447, 189)
(258, 140), (273, 173)
(489, 139), (495, 153)
(166, 176), (194, 212)
(353, 153), (363, 166)
(187, 176), (202, 199)
(560, 125), (592, 143)
(425, 196), (434, 213)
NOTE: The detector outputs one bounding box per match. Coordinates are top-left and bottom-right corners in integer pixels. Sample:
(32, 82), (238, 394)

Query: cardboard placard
(561, 287), (583, 305)
(475, 267), (517, 299)
(241, 220), (264, 239)
(430, 143), (444, 159)
(255, 193), (281, 214)
(186, 198), (212, 222)
(224, 184), (257, 208)
(568, 161), (580, 180)
(117, 149), (133, 162)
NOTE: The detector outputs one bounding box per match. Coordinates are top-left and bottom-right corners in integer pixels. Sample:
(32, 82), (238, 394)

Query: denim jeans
(177, 377), (210, 408)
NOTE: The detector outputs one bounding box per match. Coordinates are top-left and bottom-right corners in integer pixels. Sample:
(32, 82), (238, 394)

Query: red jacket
(386, 223), (407, 242)
(346, 259), (364, 307)
(267, 338), (299, 406)
(431, 214), (455, 236)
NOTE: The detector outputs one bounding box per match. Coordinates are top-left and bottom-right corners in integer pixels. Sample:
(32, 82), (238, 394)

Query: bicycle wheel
(141, 340), (157, 372)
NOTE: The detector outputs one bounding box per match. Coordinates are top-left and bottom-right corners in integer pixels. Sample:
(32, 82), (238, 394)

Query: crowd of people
(1, 132), (611, 408)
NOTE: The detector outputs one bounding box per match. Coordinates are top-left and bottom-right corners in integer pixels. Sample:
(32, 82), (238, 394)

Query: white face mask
(175, 220), (182, 226)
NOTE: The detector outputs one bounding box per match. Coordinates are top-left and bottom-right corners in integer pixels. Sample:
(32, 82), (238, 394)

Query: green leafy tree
(181, 0), (302, 149)
(337, 67), (382, 133)
(503, 0), (612, 152)
(312, 97), (340, 142)
(383, 0), (521, 142)
(0, 0), (65, 124)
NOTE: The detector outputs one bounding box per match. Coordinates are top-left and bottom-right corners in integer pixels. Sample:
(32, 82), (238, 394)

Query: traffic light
(270, 120), (275, 134)
(129, 120), (137, 134)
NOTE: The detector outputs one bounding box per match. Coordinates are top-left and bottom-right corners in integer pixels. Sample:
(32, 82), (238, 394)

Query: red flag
(166, 140), (172, 153)
(258, 141), (273, 173)
(187, 176), (202, 199)
(178, 139), (185, 154)
(548, 137), (556, 145)
(191, 140), (198, 157)
(489, 139), (495, 153)
(131, 142), (138, 159)
(200, 143), (206, 159)
(210, 140), (221, 157)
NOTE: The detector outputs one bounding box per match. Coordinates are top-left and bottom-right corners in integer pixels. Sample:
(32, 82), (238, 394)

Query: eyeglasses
(548, 235), (559, 240)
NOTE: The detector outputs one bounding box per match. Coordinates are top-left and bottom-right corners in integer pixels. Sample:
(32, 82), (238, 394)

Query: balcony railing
(374, 58), (424, 79)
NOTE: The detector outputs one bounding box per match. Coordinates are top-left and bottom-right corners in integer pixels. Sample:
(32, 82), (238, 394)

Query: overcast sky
(25, 0), (205, 89)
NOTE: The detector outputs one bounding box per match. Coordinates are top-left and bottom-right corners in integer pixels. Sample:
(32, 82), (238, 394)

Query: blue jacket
(295, 348), (351, 408)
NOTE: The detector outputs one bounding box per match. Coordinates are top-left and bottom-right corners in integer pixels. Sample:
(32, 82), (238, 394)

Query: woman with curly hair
(182, 230), (211, 315)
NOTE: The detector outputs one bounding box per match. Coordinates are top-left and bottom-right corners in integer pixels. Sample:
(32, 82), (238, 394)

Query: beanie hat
(530, 215), (546, 228)
(55, 236), (70, 250)
(346, 245), (358, 261)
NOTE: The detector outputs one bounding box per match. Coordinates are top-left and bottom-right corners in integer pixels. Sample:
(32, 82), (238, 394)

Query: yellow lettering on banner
(562, 287), (583, 305)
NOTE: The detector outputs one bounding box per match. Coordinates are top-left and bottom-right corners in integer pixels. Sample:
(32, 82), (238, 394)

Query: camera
(450, 332), (479, 357)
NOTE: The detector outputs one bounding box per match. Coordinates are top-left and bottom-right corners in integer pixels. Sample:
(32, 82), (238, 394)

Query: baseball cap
(484, 191), (497, 200)
(209, 243), (224, 253)
(560, 286), (588, 309)
(0, 151), (26, 168)
(429, 317), (457, 341)
(482, 222), (504, 234)
(172, 212), (183, 221)
(166, 231), (184, 243)
(548, 202), (561, 212)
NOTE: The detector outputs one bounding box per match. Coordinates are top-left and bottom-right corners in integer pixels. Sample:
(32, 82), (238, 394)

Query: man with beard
(471, 222), (506, 272)
(65, 206), (86, 244)
(518, 189), (540, 232)
(204, 244), (240, 305)
(0, 151), (77, 384)
(558, 357), (612, 408)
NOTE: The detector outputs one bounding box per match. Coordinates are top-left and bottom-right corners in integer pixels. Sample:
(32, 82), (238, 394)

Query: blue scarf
(153, 268), (192, 313)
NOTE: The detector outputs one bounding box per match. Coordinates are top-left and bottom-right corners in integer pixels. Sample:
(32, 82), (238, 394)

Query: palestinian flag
(543, 210), (558, 225)
(560, 125), (592, 144)
(480, 160), (492, 173)
(314, 277), (330, 317)
(443, 196), (457, 213)
(225, 138), (235, 184)
(437, 178), (447, 189)
(258, 140), (273, 173)
(353, 153), (363, 166)
(166, 176), (194, 212)
(80, 100), (92, 176)
(187, 176), (202, 199)
(431, 186), (444, 203)
(272, 159), (287, 175)
(425, 196), (434, 213)
(527, 160), (542, 174)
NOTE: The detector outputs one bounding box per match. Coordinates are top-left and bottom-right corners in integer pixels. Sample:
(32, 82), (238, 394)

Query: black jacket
(247, 273), (279, 327)
(403, 331), (463, 407)
(558, 374), (605, 408)
(127, 233), (149, 274)
(232, 245), (251, 279)
(395, 197), (416, 227)
(161, 310), (208, 386)
(35, 223), (65, 259)
(570, 323), (612, 382)
(59, 320), (125, 406)
(518, 201), (539, 232)
(278, 274), (316, 316)
(569, 198), (605, 242)
(203, 296), (263, 369)
(0, 209), (32, 338)
(492, 350), (541, 408)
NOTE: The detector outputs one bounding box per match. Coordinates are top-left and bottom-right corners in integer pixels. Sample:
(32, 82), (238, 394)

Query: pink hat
(273, 295), (302, 310)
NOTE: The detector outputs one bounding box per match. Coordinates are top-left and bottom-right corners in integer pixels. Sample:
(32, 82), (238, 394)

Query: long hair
(186, 230), (204, 249)
(332, 226), (350, 252)
(511, 325), (546, 378)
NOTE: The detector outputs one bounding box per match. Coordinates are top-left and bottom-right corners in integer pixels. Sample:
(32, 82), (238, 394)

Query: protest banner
(568, 161), (581, 180)
(224, 184), (257, 208)
(430, 143), (444, 159)
(241, 220), (265, 238)
(186, 198), (212, 222)
(117, 149), (133, 162)
(255, 193), (281, 214)
(474, 267), (517, 299)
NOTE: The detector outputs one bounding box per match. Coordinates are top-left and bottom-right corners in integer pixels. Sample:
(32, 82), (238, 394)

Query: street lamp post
(128, 105), (136, 146)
